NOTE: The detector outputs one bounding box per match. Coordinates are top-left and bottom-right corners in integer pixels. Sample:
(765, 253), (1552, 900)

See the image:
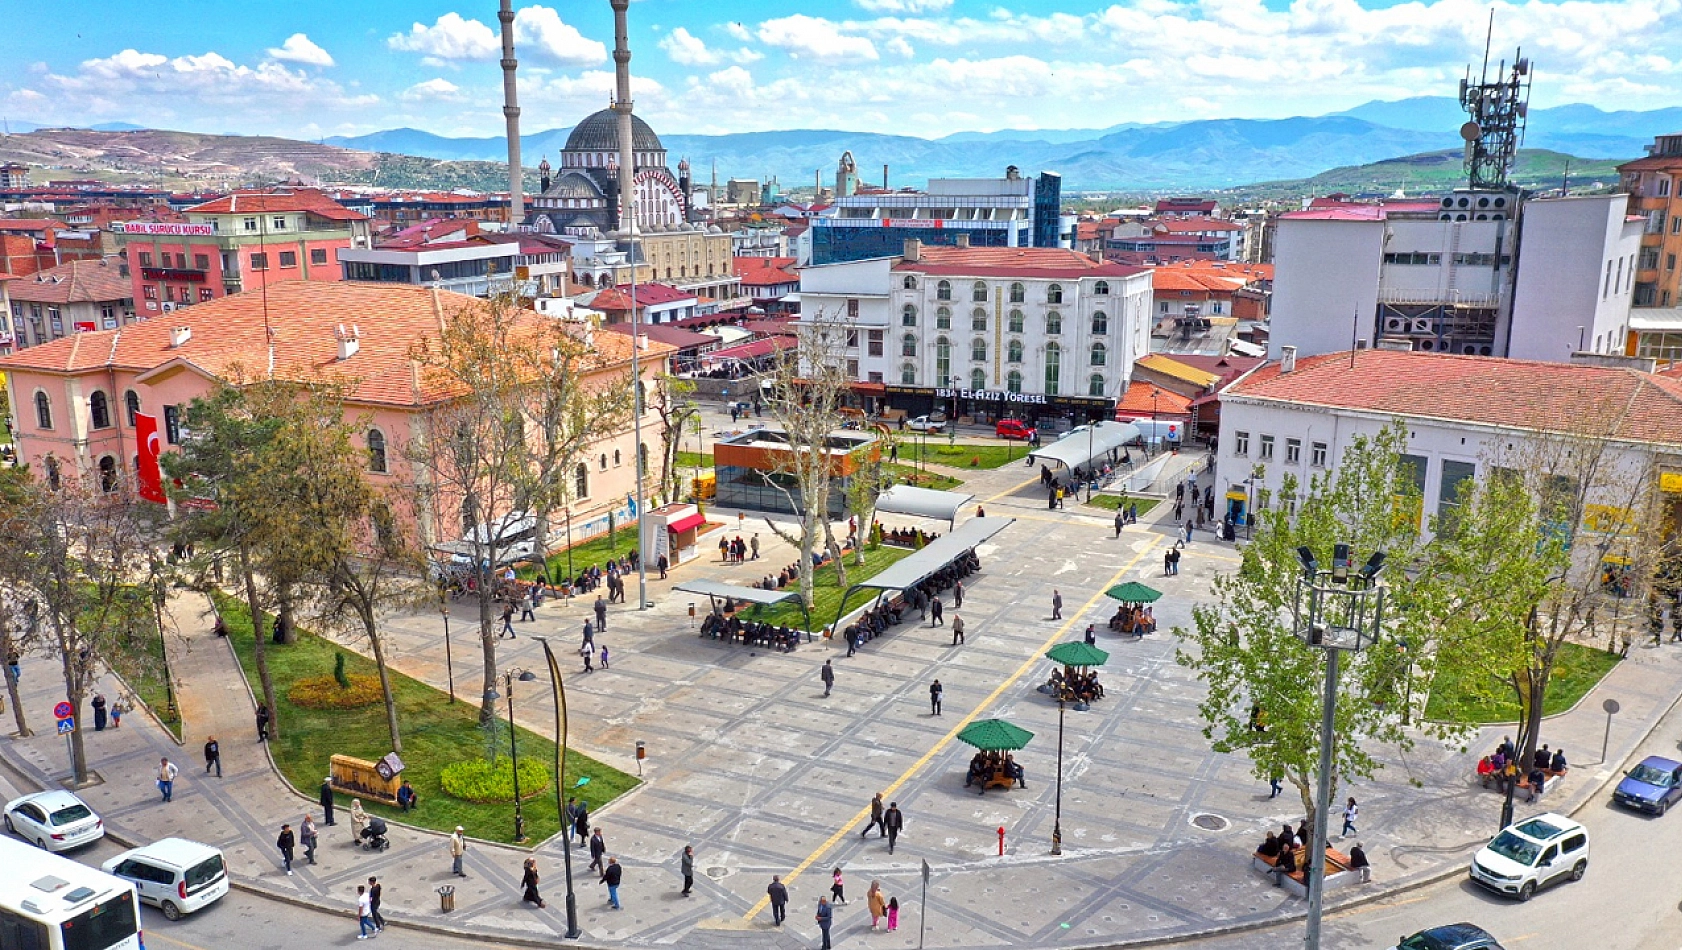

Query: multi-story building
(1269, 193), (1642, 363)
(363, 192), (512, 230)
(1619, 133), (1682, 310)
(339, 240), (520, 297)
(3, 256), (134, 353)
(0, 164), (29, 189)
(809, 167), (1063, 266)
(1106, 216), (1245, 264)
(734, 256), (799, 315)
(118, 189), (371, 319)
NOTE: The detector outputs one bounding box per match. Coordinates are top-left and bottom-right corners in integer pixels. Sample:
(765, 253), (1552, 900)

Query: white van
(1468, 813), (1589, 901)
(102, 838), (229, 920)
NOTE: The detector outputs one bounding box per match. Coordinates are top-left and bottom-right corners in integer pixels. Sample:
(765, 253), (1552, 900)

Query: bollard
(438, 885), (456, 913)
(997, 826), (1006, 856)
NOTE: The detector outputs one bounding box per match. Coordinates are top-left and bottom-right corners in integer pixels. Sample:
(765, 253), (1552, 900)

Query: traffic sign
(53, 702), (72, 721)
(56, 718), (74, 735)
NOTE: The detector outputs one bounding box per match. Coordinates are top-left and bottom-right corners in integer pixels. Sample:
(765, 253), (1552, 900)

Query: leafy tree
(652, 373), (698, 504)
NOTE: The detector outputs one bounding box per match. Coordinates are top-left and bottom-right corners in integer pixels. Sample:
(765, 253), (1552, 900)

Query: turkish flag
(135, 413), (166, 504)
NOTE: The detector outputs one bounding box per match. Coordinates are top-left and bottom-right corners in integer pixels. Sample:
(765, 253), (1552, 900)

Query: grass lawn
(1084, 495), (1163, 515)
(674, 450), (713, 470)
(893, 440), (1026, 470)
(212, 593), (637, 845)
(516, 525), (642, 584)
(882, 463), (962, 491)
(1424, 641), (1621, 723)
(747, 545), (914, 632)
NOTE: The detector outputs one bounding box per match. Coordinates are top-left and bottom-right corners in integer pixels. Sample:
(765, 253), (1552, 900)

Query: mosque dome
(563, 110), (664, 154)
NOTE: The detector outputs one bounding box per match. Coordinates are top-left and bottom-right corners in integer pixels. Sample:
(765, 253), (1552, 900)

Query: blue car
(1612, 755), (1682, 815)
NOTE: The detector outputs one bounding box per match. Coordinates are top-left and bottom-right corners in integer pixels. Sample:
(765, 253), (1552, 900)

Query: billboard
(113, 222), (215, 237)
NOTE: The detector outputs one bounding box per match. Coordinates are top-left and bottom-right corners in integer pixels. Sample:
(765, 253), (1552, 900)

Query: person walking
(367, 877), (385, 931)
(930, 679), (943, 716)
(350, 799), (368, 845)
(815, 897), (834, 950)
(156, 757), (179, 803)
(951, 614), (965, 645)
(1084, 623), (1097, 646)
(110, 696), (124, 728)
(930, 597), (944, 626)
(862, 792), (886, 838)
(1342, 797), (1359, 837)
(521, 858), (546, 909)
(301, 814), (319, 865)
(679, 845), (694, 897)
(767, 875), (789, 926)
(92, 692), (107, 731)
(204, 736), (221, 777)
(1184, 520), (1194, 544)
(829, 867), (846, 904)
(868, 880), (886, 930)
(883, 801), (904, 855)
(499, 602), (516, 639)
(256, 704), (271, 742)
(276, 824), (295, 876)
(449, 826), (468, 877)
(594, 595), (608, 632)
(1115, 511), (1125, 537)
(751, 534), (760, 560)
(887, 896), (900, 932)
(581, 645), (595, 674)
(604, 857), (623, 909)
(820, 659), (835, 698)
(518, 591), (535, 623)
(600, 644), (610, 670)
(573, 799), (590, 845)
(356, 885), (376, 940)
(589, 828), (607, 879)
(320, 777), (337, 825)
(1052, 590), (1063, 620)
(1268, 774), (1283, 799)
(954, 581), (964, 608)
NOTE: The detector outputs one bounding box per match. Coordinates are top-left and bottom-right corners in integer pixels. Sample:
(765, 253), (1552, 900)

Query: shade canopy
(955, 718), (1035, 752)
(1105, 581), (1163, 603)
(856, 517), (1012, 593)
(1046, 641), (1110, 667)
(673, 579), (803, 607)
(875, 484), (976, 526)
(1028, 421), (1141, 472)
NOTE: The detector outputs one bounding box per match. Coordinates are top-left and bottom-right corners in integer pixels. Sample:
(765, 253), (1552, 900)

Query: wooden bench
(1251, 845), (1357, 898)
(967, 766), (1020, 793)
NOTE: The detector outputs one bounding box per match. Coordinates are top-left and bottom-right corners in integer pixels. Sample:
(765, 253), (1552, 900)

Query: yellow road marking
(144, 931), (217, 950)
(740, 540), (1162, 921)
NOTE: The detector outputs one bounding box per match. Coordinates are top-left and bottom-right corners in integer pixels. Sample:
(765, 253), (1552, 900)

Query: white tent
(875, 485), (977, 527)
(1028, 421), (1142, 472)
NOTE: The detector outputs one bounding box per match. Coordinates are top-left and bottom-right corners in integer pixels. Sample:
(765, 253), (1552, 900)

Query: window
(1091, 311), (1108, 334)
(1670, 254), (1677, 271)
(902, 333), (917, 357)
(1007, 370), (1023, 393)
(847, 358), (859, 377)
(1090, 342), (1106, 366)
(902, 304), (917, 326)
(174, 253), (187, 269)
(1311, 441), (1327, 467)
(1047, 283), (1063, 304)
(936, 280), (952, 301)
(1094, 280), (1110, 295)
(124, 390), (140, 427)
(272, 216), (287, 231)
(847, 298), (860, 319)
(1008, 309), (1024, 333)
(1285, 438), (1301, 464)
(639, 443), (649, 476)
(367, 429), (388, 473)
(1009, 282), (1025, 303)
(613, 449), (622, 467)
(98, 456), (118, 494)
(902, 275), (917, 289)
(278, 250), (298, 268)
(250, 252), (269, 271)
(599, 453), (608, 471)
(935, 307), (950, 330)
(972, 308), (987, 332)
(1258, 434), (1275, 460)
(1382, 252), (1441, 265)
(199, 287), (214, 302)
(311, 248), (328, 265)
(972, 281), (988, 302)
(1437, 459), (1476, 525)
(139, 251), (153, 267)
(867, 329), (883, 357)
(193, 253), (209, 270)
(1007, 340), (1023, 363)
(163, 404), (181, 443)
(243, 217), (258, 231)
(900, 363), (917, 385)
(1044, 342), (1061, 395)
(89, 391), (111, 429)
(1233, 431), (1250, 456)
(1089, 373), (1106, 397)
(34, 391), (52, 430)
(1045, 311), (1062, 335)
(971, 338), (987, 362)
(846, 329), (859, 349)
(575, 463), (589, 498)
(935, 337), (951, 386)
(1662, 177), (1674, 197)
(971, 368), (986, 390)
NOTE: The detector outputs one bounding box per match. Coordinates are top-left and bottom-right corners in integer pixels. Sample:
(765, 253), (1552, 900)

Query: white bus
(0, 836), (142, 950)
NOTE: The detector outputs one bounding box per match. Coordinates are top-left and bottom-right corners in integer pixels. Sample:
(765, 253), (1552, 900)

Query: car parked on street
(2, 790), (104, 852)
(907, 415), (946, 433)
(1468, 813), (1588, 901)
(1612, 755), (1682, 815)
(103, 838), (229, 920)
(1390, 922), (1506, 950)
(995, 418), (1037, 441)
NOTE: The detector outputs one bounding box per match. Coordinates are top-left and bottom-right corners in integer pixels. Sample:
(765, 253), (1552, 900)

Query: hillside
(1226, 149), (1623, 202)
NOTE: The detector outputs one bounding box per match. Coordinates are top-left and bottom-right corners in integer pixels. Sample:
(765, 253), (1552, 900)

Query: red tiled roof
(186, 189), (367, 222)
(1115, 380), (1194, 418)
(1280, 205), (1387, 221)
(6, 256), (131, 304)
(733, 256), (799, 286)
(0, 219), (66, 233)
(897, 246), (1146, 279)
(1617, 154), (1682, 172)
(1161, 354), (1265, 384)
(600, 321), (717, 351)
(606, 282), (695, 306)
(1230, 349), (1682, 445)
(1154, 217), (1242, 233)
(1151, 269), (1247, 293)
(704, 336), (796, 361)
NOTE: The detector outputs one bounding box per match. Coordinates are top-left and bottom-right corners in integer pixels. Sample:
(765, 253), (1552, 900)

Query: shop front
(881, 385), (1114, 432)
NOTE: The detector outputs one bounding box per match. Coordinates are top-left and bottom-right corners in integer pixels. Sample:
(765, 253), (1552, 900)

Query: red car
(996, 419), (1037, 441)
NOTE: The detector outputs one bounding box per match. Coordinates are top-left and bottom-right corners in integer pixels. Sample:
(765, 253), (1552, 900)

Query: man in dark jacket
(816, 896), (833, 949)
(767, 875), (789, 925)
(604, 857), (623, 910)
(862, 792), (886, 838)
(590, 828), (608, 880)
(679, 845), (694, 896)
(319, 777), (336, 825)
(883, 802), (905, 854)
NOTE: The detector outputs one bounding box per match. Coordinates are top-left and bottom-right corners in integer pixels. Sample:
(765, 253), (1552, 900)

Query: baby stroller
(360, 816), (390, 851)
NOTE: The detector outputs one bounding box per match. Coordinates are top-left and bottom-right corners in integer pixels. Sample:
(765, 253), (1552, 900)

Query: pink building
(0, 281), (671, 549)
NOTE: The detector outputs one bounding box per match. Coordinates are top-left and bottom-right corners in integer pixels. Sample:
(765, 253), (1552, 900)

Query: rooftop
(734, 256), (799, 286)
(186, 188), (368, 222)
(896, 246), (1146, 280)
(6, 255), (131, 304)
(1135, 353), (1223, 388)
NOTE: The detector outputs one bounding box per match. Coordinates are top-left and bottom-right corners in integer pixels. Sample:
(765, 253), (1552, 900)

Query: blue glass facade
(811, 225), (1014, 266)
(1033, 172), (1062, 250)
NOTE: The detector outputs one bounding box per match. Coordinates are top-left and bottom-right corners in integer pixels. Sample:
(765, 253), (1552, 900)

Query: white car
(3, 790), (104, 852)
(1468, 812), (1589, 901)
(104, 838), (229, 920)
(907, 415), (946, 433)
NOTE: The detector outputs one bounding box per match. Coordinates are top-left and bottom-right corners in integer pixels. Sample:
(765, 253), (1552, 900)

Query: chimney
(883, 164), (889, 190)
(1280, 345), (1297, 373)
(1087, 249), (1105, 264)
(335, 323), (361, 361)
(953, 233), (971, 248)
(638, 333), (649, 351)
(903, 238), (921, 262)
(169, 326), (191, 347)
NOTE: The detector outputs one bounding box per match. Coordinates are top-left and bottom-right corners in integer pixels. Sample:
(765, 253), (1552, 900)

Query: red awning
(667, 512), (707, 534)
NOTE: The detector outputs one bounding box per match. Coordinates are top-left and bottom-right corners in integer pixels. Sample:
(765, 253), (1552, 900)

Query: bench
(1478, 766), (1566, 796)
(968, 767), (1020, 794)
(1251, 845), (1357, 898)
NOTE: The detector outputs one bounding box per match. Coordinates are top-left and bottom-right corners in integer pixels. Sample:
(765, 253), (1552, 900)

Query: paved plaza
(2, 446), (1680, 949)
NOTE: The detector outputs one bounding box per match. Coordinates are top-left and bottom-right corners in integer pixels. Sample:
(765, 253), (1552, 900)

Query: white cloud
(516, 7), (608, 67)
(400, 78), (463, 102)
(266, 33), (334, 67)
(387, 12), (498, 61)
(854, 0), (951, 10)
(885, 36), (915, 57)
(660, 27), (719, 65)
(758, 15), (879, 61)
(388, 8), (604, 67)
(724, 22), (753, 41)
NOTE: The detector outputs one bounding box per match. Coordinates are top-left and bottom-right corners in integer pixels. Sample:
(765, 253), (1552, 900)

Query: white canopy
(875, 485), (977, 526)
(1029, 421), (1141, 472)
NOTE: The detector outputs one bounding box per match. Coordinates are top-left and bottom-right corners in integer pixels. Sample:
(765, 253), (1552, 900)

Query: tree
(845, 450), (896, 567)
(653, 373), (698, 504)
(1174, 424), (1465, 824)
(0, 468), (36, 736)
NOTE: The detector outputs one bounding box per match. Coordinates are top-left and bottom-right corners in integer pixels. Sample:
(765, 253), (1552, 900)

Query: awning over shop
(666, 512), (707, 533)
(1028, 421), (1141, 472)
(875, 485), (977, 526)
(701, 336), (796, 363)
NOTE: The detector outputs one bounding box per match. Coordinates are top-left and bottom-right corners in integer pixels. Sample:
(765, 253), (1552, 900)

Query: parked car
(995, 418), (1037, 441)
(907, 415), (946, 433)
(3, 790), (103, 852)
(1468, 813), (1588, 901)
(103, 838), (229, 920)
(1612, 755), (1682, 815)
(1390, 923), (1506, 950)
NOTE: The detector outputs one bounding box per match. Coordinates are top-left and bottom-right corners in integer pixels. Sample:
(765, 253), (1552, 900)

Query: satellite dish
(1459, 121), (1483, 143)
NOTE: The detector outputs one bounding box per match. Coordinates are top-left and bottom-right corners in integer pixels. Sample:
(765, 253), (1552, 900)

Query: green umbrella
(1105, 581), (1163, 603)
(955, 718), (1035, 752)
(1046, 641), (1110, 667)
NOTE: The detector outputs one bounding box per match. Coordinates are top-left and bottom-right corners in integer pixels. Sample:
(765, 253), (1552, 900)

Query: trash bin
(438, 885), (456, 913)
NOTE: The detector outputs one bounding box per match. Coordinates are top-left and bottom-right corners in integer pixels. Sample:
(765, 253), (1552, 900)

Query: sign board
(113, 222), (215, 237)
(56, 718), (74, 735)
(934, 387), (1049, 405)
(1662, 471), (1682, 495)
(53, 701), (72, 720)
(374, 752), (406, 781)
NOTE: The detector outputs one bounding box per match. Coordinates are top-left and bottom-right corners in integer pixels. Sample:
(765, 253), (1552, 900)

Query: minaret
(499, 0), (523, 223)
(608, 0), (649, 612)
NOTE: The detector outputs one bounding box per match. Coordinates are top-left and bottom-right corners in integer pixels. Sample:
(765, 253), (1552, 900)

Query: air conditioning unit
(1384, 316), (1408, 332)
(1410, 317), (1434, 333)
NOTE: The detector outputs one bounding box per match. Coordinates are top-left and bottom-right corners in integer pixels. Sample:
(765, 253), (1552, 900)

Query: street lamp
(1052, 696), (1066, 855)
(1149, 387), (1160, 458)
(440, 592), (454, 704)
(534, 637), (583, 939)
(1084, 414), (1096, 504)
(485, 668), (538, 843)
(1292, 543), (1387, 950)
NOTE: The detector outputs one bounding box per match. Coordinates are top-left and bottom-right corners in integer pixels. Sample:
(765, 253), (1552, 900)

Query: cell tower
(1457, 22), (1532, 191)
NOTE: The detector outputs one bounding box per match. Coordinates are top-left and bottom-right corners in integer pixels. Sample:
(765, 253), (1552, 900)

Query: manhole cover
(705, 866), (731, 879)
(1191, 813), (1229, 831)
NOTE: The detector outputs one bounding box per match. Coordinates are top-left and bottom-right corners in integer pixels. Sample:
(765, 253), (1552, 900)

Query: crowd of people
(698, 612), (803, 652)
(964, 750), (1026, 790)
(838, 549), (981, 653)
(1256, 821), (1371, 886)
(878, 525), (940, 549)
(1108, 604), (1157, 636)
(1044, 666), (1105, 704)
(1476, 736), (1567, 802)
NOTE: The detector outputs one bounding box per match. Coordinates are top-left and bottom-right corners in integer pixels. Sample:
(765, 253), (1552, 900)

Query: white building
(338, 240), (519, 297)
(1269, 193), (1642, 363)
(796, 256), (896, 385)
(1215, 346), (1682, 537)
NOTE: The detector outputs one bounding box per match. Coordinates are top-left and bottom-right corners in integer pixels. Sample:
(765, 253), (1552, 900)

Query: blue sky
(4, 0), (1677, 140)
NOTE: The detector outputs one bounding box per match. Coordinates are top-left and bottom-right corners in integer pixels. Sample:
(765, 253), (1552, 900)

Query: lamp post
(1291, 543), (1387, 950)
(1084, 414), (1096, 503)
(486, 668), (538, 843)
(1052, 696), (1066, 855)
(1244, 475), (1256, 541)
(1149, 387), (1160, 458)
(534, 637), (582, 939)
(440, 592), (455, 704)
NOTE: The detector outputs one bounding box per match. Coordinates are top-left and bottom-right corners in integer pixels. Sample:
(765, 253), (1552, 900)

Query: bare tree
(653, 373), (699, 504)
